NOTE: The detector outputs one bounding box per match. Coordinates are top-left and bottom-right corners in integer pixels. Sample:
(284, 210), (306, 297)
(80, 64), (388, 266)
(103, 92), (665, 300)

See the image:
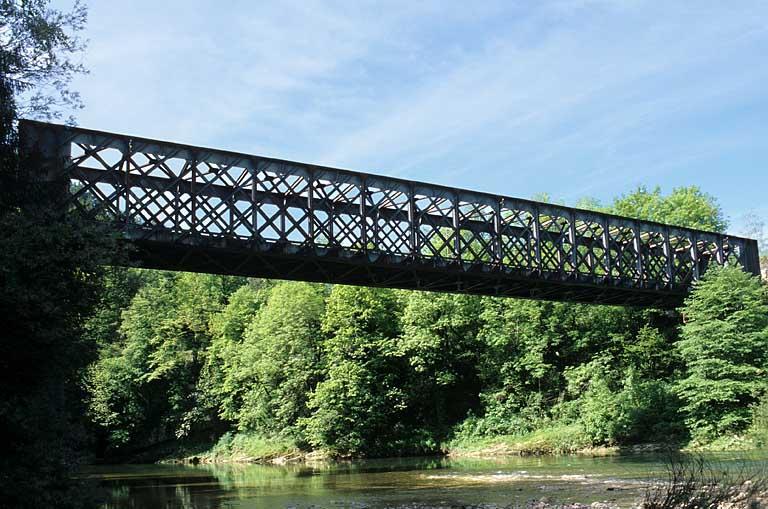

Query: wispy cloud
(66, 0), (768, 228)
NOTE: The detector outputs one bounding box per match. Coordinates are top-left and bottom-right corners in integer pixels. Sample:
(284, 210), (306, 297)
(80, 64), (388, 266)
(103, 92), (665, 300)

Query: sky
(55, 0), (768, 236)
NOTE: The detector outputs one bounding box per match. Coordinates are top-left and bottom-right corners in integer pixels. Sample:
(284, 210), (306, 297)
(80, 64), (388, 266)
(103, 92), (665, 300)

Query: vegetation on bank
(82, 187), (768, 464)
(447, 424), (593, 457)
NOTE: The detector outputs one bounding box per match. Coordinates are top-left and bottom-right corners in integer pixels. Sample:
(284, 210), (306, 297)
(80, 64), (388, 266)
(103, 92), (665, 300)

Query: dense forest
(84, 187), (768, 461)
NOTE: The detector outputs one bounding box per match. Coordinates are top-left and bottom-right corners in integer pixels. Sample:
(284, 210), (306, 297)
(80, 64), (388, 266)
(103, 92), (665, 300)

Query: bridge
(19, 120), (761, 307)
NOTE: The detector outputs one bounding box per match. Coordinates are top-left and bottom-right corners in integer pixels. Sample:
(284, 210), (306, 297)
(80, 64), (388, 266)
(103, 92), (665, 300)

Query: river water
(82, 451), (768, 509)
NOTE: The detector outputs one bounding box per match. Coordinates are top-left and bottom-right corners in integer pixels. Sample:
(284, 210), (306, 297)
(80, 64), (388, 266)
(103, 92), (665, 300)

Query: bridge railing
(19, 120), (761, 299)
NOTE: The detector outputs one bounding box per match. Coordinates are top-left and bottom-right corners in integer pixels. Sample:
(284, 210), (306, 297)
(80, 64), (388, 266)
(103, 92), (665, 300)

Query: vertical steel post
(716, 236), (725, 266)
(663, 227), (673, 288)
(633, 222), (643, 284)
(532, 205), (542, 273)
(173, 158), (181, 235)
(569, 211), (577, 276)
(307, 167), (315, 246)
(328, 181), (334, 247)
(453, 193), (461, 261)
(746, 238), (761, 276)
(251, 160), (258, 239)
(123, 138), (132, 228)
(279, 169), (287, 243)
(493, 198), (503, 267)
(359, 177), (367, 252)
(691, 234), (700, 281)
(190, 153), (197, 235)
(408, 185), (417, 257)
(602, 218), (611, 280)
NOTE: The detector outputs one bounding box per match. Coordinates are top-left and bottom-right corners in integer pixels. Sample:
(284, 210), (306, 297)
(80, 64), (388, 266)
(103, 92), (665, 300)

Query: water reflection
(83, 452), (768, 509)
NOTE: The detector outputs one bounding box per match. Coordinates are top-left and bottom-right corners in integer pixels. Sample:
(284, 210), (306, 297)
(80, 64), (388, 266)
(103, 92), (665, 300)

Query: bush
(518, 423), (592, 454)
(749, 394), (768, 448)
(561, 358), (684, 446)
(207, 432), (300, 462)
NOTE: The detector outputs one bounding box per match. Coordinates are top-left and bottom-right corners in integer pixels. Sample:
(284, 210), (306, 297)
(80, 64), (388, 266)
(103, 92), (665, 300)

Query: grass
(158, 403), (768, 464)
(449, 425), (768, 459)
(684, 434), (758, 452)
(447, 423), (593, 456)
(202, 432), (304, 463)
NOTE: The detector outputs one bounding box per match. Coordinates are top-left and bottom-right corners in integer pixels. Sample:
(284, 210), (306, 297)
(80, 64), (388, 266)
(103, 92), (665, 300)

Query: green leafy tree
(611, 185), (726, 232)
(82, 268), (148, 350)
(398, 292), (484, 438)
(621, 323), (680, 381)
(675, 266), (768, 440)
(88, 273), (243, 451)
(740, 212), (767, 275)
(231, 281), (326, 436)
(560, 355), (629, 444)
(560, 356), (683, 445)
(478, 300), (636, 416)
(198, 281), (272, 423)
(303, 286), (407, 455)
(1, 0), (88, 122)
(476, 298), (554, 433)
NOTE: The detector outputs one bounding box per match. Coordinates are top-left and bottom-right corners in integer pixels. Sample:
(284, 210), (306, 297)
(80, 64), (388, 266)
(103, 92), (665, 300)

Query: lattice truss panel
(21, 121), (759, 297)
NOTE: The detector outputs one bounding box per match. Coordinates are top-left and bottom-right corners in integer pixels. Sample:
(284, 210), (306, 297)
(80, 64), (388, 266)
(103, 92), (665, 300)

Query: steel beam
(17, 120), (761, 308)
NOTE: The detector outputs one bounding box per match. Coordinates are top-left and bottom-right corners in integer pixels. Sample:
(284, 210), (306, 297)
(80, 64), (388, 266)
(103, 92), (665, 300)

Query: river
(82, 451), (768, 508)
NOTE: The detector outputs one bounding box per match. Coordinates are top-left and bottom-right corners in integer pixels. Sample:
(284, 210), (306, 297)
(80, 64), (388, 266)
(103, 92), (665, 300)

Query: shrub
(749, 394), (768, 448)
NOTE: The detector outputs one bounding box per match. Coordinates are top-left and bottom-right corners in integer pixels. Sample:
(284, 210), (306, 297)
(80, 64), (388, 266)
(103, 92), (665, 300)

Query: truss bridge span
(19, 120), (761, 307)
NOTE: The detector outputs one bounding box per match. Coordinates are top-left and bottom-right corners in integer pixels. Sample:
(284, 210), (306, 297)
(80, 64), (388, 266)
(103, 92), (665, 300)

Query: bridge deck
(19, 120), (761, 307)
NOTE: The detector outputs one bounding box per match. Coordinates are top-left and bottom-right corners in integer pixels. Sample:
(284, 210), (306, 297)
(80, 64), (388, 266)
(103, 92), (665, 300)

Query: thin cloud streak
(62, 0), (768, 227)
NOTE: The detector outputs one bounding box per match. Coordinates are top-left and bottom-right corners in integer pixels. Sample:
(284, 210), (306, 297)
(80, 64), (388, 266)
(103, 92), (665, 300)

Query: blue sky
(59, 0), (768, 236)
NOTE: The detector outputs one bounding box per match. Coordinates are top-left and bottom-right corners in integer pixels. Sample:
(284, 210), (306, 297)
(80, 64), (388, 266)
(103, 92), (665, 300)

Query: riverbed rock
(378, 500), (620, 509)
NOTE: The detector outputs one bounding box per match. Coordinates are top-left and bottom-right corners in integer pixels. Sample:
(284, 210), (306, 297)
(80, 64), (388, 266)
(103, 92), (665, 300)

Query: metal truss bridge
(19, 120), (761, 307)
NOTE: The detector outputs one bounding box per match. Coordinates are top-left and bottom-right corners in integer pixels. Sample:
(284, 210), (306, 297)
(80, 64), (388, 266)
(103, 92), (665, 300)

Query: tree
(230, 281), (326, 436)
(621, 323), (680, 381)
(83, 267), (149, 350)
(0, 3), (125, 505)
(740, 212), (766, 251)
(1, 0), (88, 122)
(303, 286), (407, 455)
(398, 292), (484, 438)
(611, 186), (726, 232)
(198, 281), (272, 424)
(675, 266), (768, 440)
(87, 273), (243, 452)
(740, 212), (767, 274)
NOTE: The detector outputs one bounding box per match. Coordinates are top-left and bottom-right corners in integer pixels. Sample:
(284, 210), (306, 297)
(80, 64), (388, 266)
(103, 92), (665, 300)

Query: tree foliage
(611, 185), (727, 232)
(1, 0), (88, 122)
(232, 282), (325, 435)
(302, 286), (408, 455)
(87, 272), (243, 451)
(398, 292), (484, 438)
(675, 266), (768, 440)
